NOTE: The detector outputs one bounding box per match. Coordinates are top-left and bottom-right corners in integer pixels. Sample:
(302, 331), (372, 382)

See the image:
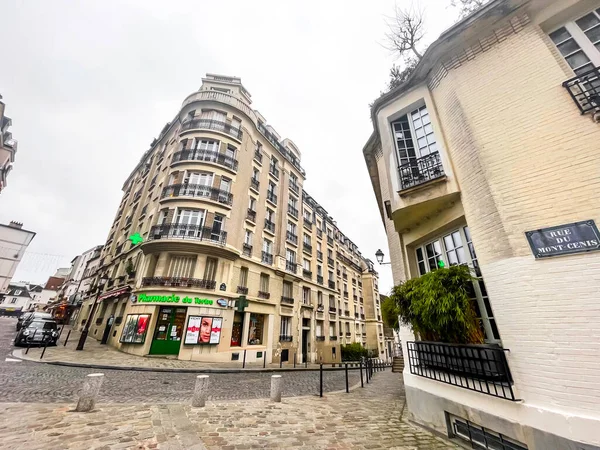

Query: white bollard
(76, 373), (104, 412)
(192, 375), (210, 407)
(270, 375), (282, 403)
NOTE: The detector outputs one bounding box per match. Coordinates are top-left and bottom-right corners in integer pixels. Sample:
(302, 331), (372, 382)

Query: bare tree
(384, 5), (426, 60)
(451, 0), (488, 19)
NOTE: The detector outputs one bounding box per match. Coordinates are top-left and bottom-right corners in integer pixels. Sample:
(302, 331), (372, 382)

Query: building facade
(79, 74), (384, 364)
(0, 96), (17, 194)
(0, 222), (35, 294)
(363, 0), (600, 448)
(0, 285), (32, 313)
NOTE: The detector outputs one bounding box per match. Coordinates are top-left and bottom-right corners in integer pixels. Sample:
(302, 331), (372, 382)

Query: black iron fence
(180, 118), (243, 140)
(172, 149), (239, 172)
(563, 65), (600, 115)
(142, 277), (216, 289)
(406, 341), (517, 401)
(149, 224), (227, 245)
(161, 184), (233, 206)
(398, 152), (445, 190)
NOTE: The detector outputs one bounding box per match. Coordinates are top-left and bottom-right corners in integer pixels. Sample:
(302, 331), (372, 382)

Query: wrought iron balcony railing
(303, 269), (312, 278)
(250, 177), (260, 191)
(327, 257), (334, 267)
(180, 118), (243, 140)
(242, 243), (252, 257)
(265, 220), (275, 233)
(262, 252), (273, 265)
(316, 250), (323, 261)
(142, 277), (216, 290)
(279, 335), (293, 342)
(254, 149), (263, 164)
(303, 243), (312, 254)
(237, 286), (249, 294)
(287, 205), (298, 218)
(289, 182), (299, 194)
(161, 184), (233, 206)
(269, 165), (280, 179)
(267, 191), (277, 205)
(172, 149), (238, 172)
(286, 260), (297, 273)
(563, 65), (600, 115)
(327, 236), (334, 246)
(317, 275), (323, 284)
(258, 291), (270, 299)
(286, 232), (298, 245)
(407, 341), (517, 401)
(328, 280), (335, 289)
(398, 152), (445, 190)
(303, 218), (313, 229)
(328, 306), (337, 313)
(316, 336), (326, 341)
(149, 224), (227, 245)
(281, 296), (294, 305)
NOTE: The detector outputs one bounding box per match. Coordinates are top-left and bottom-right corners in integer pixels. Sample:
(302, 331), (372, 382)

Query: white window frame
(280, 316), (292, 336)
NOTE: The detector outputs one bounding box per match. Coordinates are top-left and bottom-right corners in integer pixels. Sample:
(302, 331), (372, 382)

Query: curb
(11, 350), (386, 374)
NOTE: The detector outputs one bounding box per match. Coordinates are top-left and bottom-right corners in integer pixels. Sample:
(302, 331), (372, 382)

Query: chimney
(8, 221), (23, 229)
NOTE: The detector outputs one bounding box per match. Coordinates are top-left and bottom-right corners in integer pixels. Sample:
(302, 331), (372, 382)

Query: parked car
(14, 319), (59, 347)
(17, 312), (52, 331)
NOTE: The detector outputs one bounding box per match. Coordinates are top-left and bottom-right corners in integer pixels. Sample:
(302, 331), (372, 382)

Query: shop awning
(98, 286), (131, 301)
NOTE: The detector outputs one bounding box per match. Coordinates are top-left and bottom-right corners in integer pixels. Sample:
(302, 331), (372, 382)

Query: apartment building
(0, 95), (17, 193)
(363, 0), (600, 448)
(0, 221), (35, 294)
(78, 74), (384, 364)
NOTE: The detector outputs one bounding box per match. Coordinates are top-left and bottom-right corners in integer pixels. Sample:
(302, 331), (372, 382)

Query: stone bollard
(270, 375), (282, 402)
(76, 373), (104, 412)
(192, 375), (210, 407)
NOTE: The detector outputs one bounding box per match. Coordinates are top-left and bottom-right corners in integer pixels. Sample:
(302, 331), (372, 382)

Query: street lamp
(375, 249), (392, 265)
(76, 275), (108, 351)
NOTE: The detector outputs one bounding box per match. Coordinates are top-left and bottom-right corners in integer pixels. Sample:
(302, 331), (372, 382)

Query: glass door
(149, 306), (187, 355)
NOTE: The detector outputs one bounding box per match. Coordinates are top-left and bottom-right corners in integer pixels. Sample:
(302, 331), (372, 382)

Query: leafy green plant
(381, 295), (399, 329)
(341, 343), (369, 361)
(390, 265), (483, 344)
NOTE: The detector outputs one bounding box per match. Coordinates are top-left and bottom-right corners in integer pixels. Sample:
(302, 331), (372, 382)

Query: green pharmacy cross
(437, 260), (445, 268)
(128, 232), (144, 246)
(236, 295), (249, 312)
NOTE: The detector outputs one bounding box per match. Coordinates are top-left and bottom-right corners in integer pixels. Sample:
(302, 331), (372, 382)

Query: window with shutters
(204, 257), (218, 281)
(168, 256), (196, 278)
(260, 273), (269, 292)
(239, 267), (248, 288)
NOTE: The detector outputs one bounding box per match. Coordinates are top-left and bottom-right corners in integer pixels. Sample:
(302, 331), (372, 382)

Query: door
(149, 306), (187, 355)
(302, 329), (309, 364)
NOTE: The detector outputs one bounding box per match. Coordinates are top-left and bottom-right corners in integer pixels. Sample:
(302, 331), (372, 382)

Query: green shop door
(149, 306), (187, 355)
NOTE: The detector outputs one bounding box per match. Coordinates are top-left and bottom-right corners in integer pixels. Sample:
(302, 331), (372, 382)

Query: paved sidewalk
(0, 371), (458, 450)
(15, 326), (357, 372)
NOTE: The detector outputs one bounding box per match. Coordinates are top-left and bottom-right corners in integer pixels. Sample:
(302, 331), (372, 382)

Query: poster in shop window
(184, 316), (222, 345)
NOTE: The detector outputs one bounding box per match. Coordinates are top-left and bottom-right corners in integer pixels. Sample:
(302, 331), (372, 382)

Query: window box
(237, 286), (249, 294)
(258, 291), (270, 299)
(281, 296), (294, 305)
(316, 336), (326, 341)
(279, 335), (293, 342)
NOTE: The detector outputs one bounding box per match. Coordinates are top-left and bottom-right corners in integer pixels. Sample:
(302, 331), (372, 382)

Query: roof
(5, 285), (31, 298)
(44, 277), (65, 290)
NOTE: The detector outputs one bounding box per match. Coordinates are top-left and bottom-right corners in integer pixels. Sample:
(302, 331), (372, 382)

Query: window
(280, 316), (292, 337)
(225, 144), (236, 159)
(176, 209), (204, 226)
(327, 249), (333, 259)
(268, 181), (276, 195)
(329, 295), (336, 307)
(14, 289), (22, 296)
(252, 167), (260, 181)
(204, 257), (218, 281)
(303, 259), (311, 271)
(168, 256), (196, 278)
(266, 208), (274, 223)
(328, 270), (334, 281)
(286, 249), (296, 263)
(287, 221), (297, 235)
(283, 281), (293, 298)
(219, 177), (231, 193)
(211, 214), (225, 240)
(303, 234), (311, 246)
(194, 139), (219, 153)
(290, 172), (297, 186)
(550, 9), (600, 75)
(186, 171), (212, 186)
(239, 267), (248, 288)
(317, 291), (323, 306)
(289, 196), (298, 210)
(263, 239), (272, 254)
(303, 209), (312, 222)
(329, 322), (336, 337)
(120, 314), (151, 344)
(249, 197), (257, 211)
(392, 105), (438, 166)
(444, 231), (466, 266)
(270, 156), (278, 172)
(248, 314), (265, 345)
(11, 298), (17, 304)
(200, 110), (226, 122)
(303, 287), (311, 305)
(244, 230), (253, 245)
(316, 321), (323, 336)
(450, 415), (528, 450)
(260, 273), (269, 292)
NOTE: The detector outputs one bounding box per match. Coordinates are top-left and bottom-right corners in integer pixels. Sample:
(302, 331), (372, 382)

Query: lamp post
(375, 249), (392, 265)
(76, 275), (108, 351)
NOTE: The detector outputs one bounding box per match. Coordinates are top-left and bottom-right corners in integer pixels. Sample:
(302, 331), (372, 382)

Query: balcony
(262, 252), (273, 265)
(258, 291), (270, 299)
(328, 280), (335, 289)
(342, 273), (347, 280)
(266, 191), (277, 205)
(287, 204), (298, 219)
(281, 296), (294, 305)
(398, 152), (445, 191)
(149, 224), (227, 245)
(343, 291), (348, 299)
(254, 149), (263, 165)
(406, 341), (517, 401)
(250, 177), (260, 192)
(303, 269), (312, 279)
(279, 335), (293, 342)
(172, 149), (238, 172)
(242, 243), (252, 257)
(562, 65), (600, 115)
(142, 277), (216, 290)
(317, 275), (323, 285)
(344, 310), (350, 316)
(358, 281), (362, 288)
(329, 306), (337, 314)
(345, 332), (352, 337)
(303, 218), (313, 229)
(353, 295), (358, 301)
(269, 165), (280, 179)
(237, 286), (249, 294)
(246, 209), (256, 223)
(327, 236), (334, 246)
(354, 312), (359, 319)
(303, 243), (312, 254)
(316, 336), (326, 342)
(360, 313), (365, 319)
(286, 260), (297, 273)
(180, 118), (243, 141)
(329, 336), (338, 341)
(286, 231), (298, 245)
(327, 257), (334, 267)
(289, 182), (299, 195)
(316, 304), (324, 312)
(161, 184), (233, 206)
(316, 250), (323, 261)
(264, 220), (275, 234)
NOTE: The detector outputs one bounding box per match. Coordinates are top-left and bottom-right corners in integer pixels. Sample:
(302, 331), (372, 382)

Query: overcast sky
(0, 0), (459, 293)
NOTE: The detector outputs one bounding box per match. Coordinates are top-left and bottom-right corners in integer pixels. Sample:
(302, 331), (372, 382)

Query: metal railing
(279, 335), (293, 342)
(149, 224), (227, 245)
(304, 218), (313, 229)
(262, 252), (273, 264)
(281, 296), (294, 305)
(303, 243), (312, 254)
(289, 183), (299, 194)
(327, 236), (334, 246)
(286, 260), (297, 273)
(258, 291), (270, 299)
(267, 191), (277, 205)
(406, 341), (517, 401)
(172, 149), (239, 171)
(398, 152), (445, 190)
(180, 118), (243, 140)
(161, 184), (233, 206)
(246, 209), (256, 222)
(327, 257), (334, 266)
(269, 165), (280, 179)
(265, 220), (275, 233)
(317, 275), (323, 284)
(254, 149), (263, 164)
(329, 306), (337, 313)
(288, 205), (298, 218)
(237, 286), (249, 294)
(328, 280), (335, 289)
(142, 277), (216, 289)
(316, 250), (323, 260)
(250, 177), (260, 191)
(563, 65), (600, 115)
(242, 243), (252, 257)
(286, 232), (298, 245)
(303, 269), (312, 278)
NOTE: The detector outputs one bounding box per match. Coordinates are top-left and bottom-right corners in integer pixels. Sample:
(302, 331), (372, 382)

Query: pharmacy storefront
(115, 291), (275, 363)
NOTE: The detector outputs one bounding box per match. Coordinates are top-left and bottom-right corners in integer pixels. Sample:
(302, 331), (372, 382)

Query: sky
(0, 0), (460, 293)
